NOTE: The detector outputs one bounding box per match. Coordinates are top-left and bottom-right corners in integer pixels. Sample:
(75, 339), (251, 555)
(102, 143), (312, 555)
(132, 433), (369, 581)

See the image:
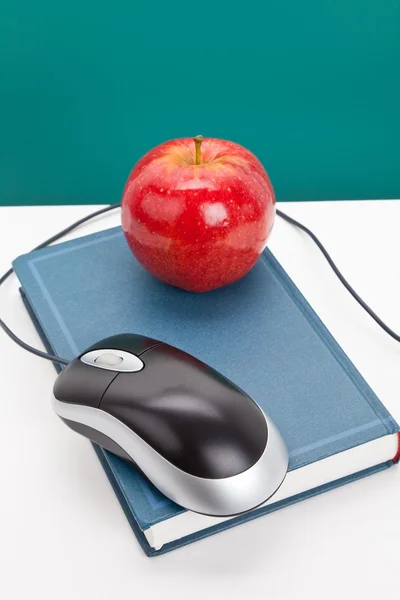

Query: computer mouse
(52, 333), (289, 516)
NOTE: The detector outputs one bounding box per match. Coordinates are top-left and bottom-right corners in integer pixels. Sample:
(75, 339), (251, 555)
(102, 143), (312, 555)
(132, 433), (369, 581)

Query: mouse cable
(1, 202), (399, 368)
(276, 208), (400, 343)
(0, 203), (122, 366)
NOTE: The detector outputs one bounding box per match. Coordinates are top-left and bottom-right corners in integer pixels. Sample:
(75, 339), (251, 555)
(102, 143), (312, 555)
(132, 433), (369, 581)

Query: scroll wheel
(94, 353), (123, 366)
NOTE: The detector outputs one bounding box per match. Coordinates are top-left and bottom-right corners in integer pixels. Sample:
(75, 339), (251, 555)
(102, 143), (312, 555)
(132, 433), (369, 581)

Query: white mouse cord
(0, 203), (399, 368)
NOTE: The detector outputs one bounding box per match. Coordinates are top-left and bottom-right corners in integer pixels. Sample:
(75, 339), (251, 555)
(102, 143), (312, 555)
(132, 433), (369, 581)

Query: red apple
(121, 136), (275, 292)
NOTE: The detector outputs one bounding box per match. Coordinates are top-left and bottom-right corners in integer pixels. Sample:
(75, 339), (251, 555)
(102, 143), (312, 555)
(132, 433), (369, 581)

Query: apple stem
(194, 135), (204, 165)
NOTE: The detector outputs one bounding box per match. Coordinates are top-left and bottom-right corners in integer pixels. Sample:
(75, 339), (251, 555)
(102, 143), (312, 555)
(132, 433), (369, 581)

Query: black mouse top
(53, 334), (268, 479)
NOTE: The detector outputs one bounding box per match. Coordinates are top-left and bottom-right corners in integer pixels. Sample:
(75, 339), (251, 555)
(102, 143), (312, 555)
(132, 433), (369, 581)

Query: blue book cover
(13, 226), (400, 556)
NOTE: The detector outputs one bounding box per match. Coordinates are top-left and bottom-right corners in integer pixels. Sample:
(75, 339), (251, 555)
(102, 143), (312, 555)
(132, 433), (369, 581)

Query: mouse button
(80, 349), (144, 373)
(83, 333), (160, 356)
(98, 344), (192, 430)
(53, 358), (118, 408)
(99, 342), (197, 413)
(95, 353), (123, 366)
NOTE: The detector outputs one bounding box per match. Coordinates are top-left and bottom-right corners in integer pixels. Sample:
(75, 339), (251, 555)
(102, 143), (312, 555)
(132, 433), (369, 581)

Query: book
(13, 226), (400, 556)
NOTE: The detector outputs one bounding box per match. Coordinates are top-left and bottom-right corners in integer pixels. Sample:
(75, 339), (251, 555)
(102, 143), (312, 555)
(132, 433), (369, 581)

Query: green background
(0, 1), (399, 206)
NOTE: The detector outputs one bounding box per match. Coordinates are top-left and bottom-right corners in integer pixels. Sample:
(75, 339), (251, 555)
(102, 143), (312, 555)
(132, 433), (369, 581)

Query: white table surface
(0, 200), (399, 600)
